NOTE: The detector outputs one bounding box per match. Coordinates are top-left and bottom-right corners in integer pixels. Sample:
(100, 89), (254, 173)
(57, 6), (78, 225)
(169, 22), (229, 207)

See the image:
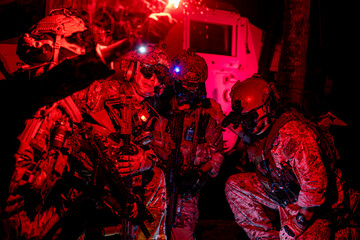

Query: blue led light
(174, 66), (180, 73)
(138, 46), (146, 54)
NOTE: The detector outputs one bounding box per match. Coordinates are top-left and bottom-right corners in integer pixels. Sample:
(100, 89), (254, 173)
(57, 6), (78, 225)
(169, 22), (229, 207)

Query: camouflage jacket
(151, 98), (224, 177)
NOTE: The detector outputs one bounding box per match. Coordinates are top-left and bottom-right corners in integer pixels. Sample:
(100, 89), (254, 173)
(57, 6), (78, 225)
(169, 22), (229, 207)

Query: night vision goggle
(125, 44), (173, 85)
(221, 100), (264, 131)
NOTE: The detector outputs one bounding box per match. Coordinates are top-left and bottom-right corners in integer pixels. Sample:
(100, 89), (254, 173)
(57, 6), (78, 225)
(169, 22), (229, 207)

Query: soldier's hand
(102, 195), (138, 219)
(116, 147), (155, 177)
(116, 146), (144, 177)
(141, 12), (176, 43)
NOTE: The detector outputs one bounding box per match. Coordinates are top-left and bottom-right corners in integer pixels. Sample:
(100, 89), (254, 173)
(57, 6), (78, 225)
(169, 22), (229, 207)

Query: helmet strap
(128, 61), (138, 82)
(255, 113), (270, 135)
(49, 34), (61, 69)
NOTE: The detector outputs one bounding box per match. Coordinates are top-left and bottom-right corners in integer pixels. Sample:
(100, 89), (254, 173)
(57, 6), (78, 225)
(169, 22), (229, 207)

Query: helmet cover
(32, 9), (87, 37)
(227, 75), (274, 135)
(230, 75), (271, 113)
(169, 49), (208, 91)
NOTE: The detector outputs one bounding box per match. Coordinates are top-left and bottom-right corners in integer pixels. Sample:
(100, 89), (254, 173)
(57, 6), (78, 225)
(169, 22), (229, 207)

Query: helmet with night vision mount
(169, 49), (208, 106)
(224, 74), (279, 135)
(17, 8), (93, 66)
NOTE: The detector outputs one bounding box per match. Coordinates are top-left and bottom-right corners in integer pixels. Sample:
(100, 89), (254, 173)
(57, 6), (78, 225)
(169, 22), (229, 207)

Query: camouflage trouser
(170, 194), (199, 240)
(225, 172), (332, 240)
(136, 167), (167, 240)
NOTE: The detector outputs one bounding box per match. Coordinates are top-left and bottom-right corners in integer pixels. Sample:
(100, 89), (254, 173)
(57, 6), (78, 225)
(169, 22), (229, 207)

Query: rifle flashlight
(140, 114), (147, 122)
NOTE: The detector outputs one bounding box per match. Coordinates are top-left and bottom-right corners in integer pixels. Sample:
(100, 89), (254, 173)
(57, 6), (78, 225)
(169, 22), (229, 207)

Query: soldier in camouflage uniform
(222, 75), (358, 240)
(151, 49), (224, 240)
(2, 5), (175, 240)
(67, 45), (171, 239)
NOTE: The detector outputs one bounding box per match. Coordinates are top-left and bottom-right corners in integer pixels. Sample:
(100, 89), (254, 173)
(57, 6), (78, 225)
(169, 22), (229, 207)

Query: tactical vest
(254, 108), (340, 209)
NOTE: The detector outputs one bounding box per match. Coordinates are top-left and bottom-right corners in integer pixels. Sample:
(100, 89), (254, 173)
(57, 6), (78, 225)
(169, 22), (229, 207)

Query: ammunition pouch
(122, 169), (154, 193)
(256, 159), (300, 208)
(28, 149), (68, 200)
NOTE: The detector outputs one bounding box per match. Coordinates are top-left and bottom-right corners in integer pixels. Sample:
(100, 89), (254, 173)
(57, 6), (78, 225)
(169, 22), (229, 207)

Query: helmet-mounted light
(138, 45), (147, 54)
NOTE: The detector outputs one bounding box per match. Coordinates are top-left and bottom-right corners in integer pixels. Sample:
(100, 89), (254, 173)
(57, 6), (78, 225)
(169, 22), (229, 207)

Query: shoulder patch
(283, 137), (300, 158)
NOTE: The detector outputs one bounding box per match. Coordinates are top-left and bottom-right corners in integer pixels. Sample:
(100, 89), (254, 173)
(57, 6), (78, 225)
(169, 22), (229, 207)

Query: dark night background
(0, 0), (359, 239)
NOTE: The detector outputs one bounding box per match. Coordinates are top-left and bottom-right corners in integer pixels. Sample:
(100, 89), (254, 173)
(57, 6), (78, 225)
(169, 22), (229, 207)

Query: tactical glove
(116, 147), (155, 177)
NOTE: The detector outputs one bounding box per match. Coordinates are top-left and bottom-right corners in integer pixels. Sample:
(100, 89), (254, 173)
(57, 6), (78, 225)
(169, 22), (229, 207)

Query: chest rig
(254, 108), (342, 208)
(167, 107), (210, 174)
(70, 83), (153, 190)
(253, 110), (302, 208)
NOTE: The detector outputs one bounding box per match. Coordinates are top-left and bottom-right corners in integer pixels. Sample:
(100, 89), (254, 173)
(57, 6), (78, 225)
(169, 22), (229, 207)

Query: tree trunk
(276, 0), (311, 108)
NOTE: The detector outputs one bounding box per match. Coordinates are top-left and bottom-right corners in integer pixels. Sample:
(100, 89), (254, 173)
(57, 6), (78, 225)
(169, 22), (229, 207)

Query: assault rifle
(104, 96), (145, 154)
(166, 109), (185, 238)
(106, 95), (156, 239)
(84, 126), (154, 239)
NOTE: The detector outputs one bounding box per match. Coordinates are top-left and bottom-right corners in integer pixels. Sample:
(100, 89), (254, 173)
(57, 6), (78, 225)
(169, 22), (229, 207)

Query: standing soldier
(151, 49), (224, 240)
(223, 75), (359, 239)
